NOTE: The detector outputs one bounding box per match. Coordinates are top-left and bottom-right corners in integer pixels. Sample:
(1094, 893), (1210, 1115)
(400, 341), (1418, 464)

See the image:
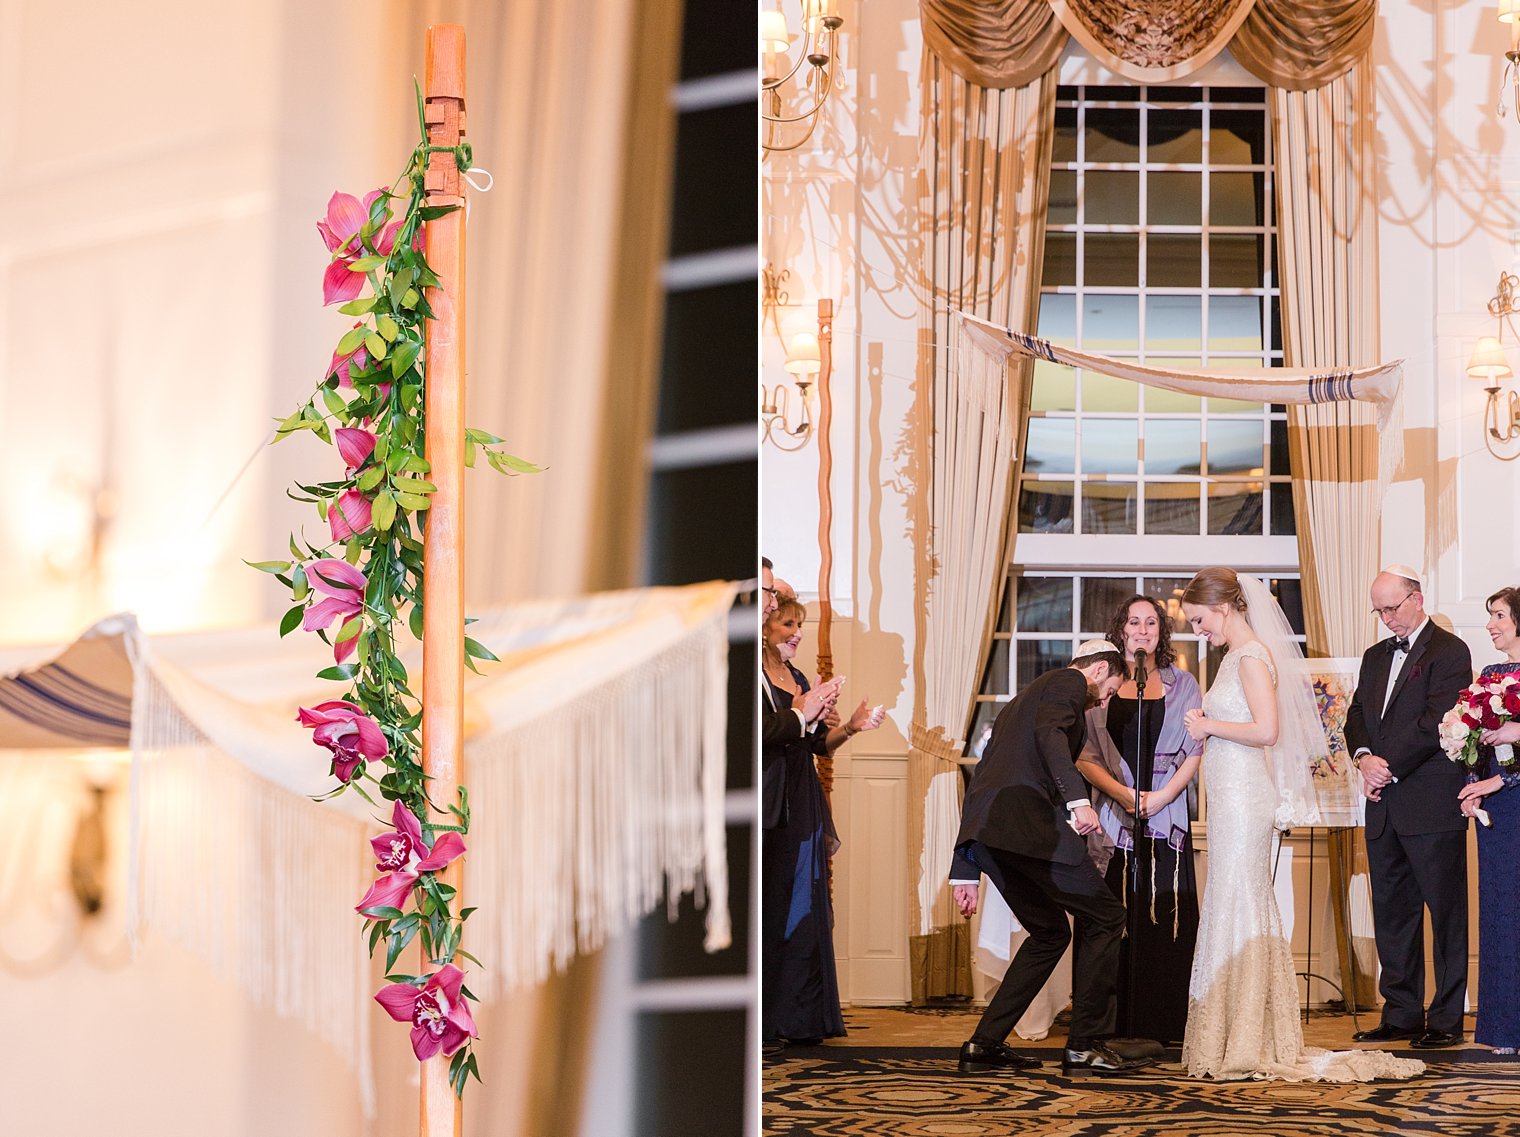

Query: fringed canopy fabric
(918, 0), (1375, 90)
(0, 581), (734, 1109)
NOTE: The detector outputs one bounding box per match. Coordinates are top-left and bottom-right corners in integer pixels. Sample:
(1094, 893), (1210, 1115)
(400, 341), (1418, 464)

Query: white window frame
(1017, 81), (1298, 569)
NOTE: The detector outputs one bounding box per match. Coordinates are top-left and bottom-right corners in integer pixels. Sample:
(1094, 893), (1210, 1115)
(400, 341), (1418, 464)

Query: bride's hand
(1183, 708), (1209, 741)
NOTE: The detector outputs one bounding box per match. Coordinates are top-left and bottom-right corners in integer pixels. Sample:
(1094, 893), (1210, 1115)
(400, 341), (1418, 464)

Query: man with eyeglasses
(1344, 564), (1473, 1050)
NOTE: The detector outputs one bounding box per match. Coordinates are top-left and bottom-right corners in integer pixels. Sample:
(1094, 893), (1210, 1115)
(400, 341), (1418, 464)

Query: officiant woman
(1075, 594), (1203, 1045)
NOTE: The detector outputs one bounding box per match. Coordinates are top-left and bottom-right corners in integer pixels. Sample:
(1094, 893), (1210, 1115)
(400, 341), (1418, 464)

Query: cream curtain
(918, 0), (1374, 91)
(382, 0), (671, 606)
(1272, 57), (1383, 1008)
(910, 54), (1055, 1003)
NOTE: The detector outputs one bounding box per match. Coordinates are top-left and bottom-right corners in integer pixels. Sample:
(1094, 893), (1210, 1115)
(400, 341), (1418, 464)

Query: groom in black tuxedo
(1345, 565), (1472, 1049)
(949, 640), (1152, 1077)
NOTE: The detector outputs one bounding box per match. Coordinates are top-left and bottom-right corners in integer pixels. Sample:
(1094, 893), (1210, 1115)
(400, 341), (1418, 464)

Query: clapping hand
(799, 676), (844, 724)
(846, 699), (886, 735)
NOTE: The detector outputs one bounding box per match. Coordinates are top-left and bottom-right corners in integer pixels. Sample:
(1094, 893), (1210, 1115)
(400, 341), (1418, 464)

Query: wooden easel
(420, 23), (467, 1137)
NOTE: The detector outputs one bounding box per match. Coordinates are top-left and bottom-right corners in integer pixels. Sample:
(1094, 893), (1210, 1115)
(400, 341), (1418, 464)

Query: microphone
(1133, 649), (1148, 691)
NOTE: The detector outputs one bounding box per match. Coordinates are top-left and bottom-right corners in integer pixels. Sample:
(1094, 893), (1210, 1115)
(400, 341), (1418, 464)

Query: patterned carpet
(763, 1046), (1520, 1136)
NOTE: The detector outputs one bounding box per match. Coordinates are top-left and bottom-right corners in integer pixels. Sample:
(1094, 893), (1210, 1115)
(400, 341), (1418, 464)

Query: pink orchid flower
(329, 489), (372, 542)
(356, 800), (467, 913)
(335, 427), (377, 472)
(375, 964), (479, 1062)
(297, 700), (388, 783)
(301, 558), (367, 664)
(318, 189), (402, 305)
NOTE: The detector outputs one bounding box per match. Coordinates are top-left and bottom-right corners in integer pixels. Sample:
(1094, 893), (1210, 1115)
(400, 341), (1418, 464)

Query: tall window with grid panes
(970, 85), (1306, 750)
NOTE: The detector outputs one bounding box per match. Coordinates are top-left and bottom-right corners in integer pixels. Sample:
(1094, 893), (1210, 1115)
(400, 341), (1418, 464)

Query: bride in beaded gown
(1177, 569), (1425, 1082)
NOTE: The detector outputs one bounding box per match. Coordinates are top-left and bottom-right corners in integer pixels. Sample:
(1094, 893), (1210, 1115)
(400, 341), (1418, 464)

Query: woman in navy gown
(761, 598), (882, 1048)
(1458, 585), (1520, 1055)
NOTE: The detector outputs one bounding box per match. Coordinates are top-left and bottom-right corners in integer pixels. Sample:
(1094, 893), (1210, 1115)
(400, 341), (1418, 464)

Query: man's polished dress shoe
(1411, 1029), (1464, 1049)
(1061, 1042), (1154, 1076)
(1351, 1023), (1420, 1043)
(957, 1039), (1043, 1074)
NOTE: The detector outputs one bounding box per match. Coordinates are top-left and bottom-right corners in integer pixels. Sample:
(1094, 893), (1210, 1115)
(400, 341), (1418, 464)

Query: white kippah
(1074, 638), (1117, 660)
(1381, 563), (1422, 588)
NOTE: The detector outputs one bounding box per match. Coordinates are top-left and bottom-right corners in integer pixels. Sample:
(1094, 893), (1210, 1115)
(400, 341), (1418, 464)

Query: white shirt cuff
(1066, 798), (1091, 810)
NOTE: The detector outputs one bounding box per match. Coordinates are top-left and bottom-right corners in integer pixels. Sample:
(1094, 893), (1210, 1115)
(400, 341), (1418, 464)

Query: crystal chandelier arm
(763, 110), (823, 155)
(762, 64), (837, 125)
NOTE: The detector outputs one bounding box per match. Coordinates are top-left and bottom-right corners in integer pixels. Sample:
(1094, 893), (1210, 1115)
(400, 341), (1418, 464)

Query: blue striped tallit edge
(0, 661), (131, 745)
(1307, 370), (1357, 404)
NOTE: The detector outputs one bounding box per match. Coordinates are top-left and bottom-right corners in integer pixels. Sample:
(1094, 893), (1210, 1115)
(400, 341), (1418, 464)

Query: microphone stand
(1125, 651), (1153, 1041)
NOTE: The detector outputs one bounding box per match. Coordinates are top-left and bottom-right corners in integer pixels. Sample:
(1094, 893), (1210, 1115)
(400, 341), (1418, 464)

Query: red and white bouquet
(1440, 672), (1520, 768)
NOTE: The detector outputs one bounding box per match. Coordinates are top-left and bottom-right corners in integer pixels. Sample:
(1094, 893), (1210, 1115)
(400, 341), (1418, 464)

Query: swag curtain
(909, 54), (1056, 1003)
(918, 0), (1376, 89)
(1272, 58), (1384, 1006)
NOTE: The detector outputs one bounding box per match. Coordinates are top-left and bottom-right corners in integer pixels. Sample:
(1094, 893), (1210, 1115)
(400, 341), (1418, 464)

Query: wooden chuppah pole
(813, 300), (838, 903)
(814, 300), (836, 682)
(421, 23), (468, 1137)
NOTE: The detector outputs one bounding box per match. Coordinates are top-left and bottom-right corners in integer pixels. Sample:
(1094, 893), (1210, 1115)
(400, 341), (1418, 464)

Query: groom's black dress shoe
(1061, 1042), (1153, 1076)
(1352, 1024), (1420, 1042)
(1411, 1029), (1464, 1049)
(957, 1039), (1043, 1074)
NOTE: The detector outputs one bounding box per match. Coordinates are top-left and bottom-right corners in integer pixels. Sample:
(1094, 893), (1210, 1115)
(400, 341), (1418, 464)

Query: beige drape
(919, 0), (1066, 90)
(385, 1), (673, 608)
(910, 53), (1055, 1003)
(1273, 57), (1383, 1007)
(379, 5), (682, 1132)
(918, 0), (1374, 90)
(1232, 0), (1377, 92)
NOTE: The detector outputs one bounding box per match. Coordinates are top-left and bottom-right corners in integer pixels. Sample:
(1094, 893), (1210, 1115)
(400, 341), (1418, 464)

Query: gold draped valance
(918, 0), (1375, 90)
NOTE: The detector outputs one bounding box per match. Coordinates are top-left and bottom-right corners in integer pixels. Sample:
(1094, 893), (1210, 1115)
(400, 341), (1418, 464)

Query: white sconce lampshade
(1467, 336), (1513, 387)
(760, 10), (790, 52)
(1501, 0), (1520, 23)
(785, 331), (822, 376)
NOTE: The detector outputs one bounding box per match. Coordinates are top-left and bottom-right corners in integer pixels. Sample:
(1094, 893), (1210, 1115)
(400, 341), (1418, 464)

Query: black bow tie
(1390, 637), (1410, 653)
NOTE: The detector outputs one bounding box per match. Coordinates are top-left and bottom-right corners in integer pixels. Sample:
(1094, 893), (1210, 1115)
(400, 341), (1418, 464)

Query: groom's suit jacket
(1344, 620), (1472, 838)
(953, 666), (1092, 868)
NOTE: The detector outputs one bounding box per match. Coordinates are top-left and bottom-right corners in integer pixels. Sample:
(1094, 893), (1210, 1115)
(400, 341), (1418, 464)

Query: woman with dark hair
(1075, 594), (1203, 1045)
(1457, 585), (1520, 1056)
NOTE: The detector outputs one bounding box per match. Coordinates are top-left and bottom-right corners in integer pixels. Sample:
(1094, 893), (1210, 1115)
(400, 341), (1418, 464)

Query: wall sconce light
(1467, 271), (1520, 460)
(761, 278), (833, 451)
(761, 335), (818, 451)
(1500, 0), (1520, 120)
(761, 1), (845, 155)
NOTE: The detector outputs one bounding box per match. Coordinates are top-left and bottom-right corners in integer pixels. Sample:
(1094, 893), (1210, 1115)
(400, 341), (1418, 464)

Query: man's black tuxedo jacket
(954, 666), (1092, 867)
(1344, 620), (1473, 837)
